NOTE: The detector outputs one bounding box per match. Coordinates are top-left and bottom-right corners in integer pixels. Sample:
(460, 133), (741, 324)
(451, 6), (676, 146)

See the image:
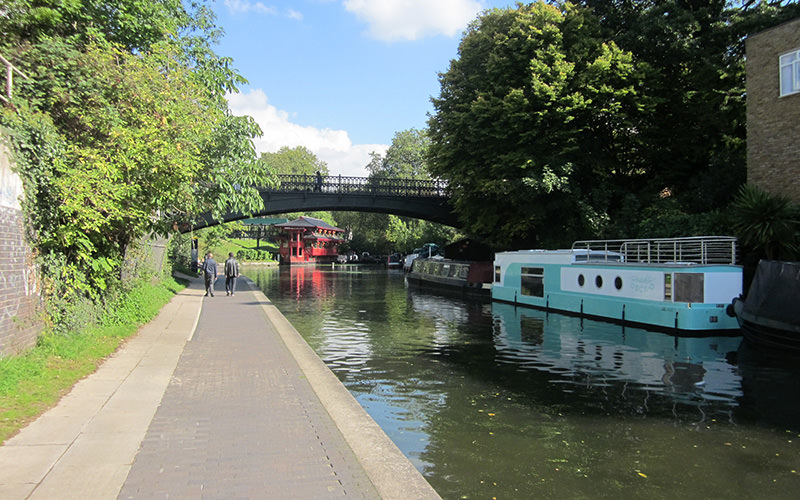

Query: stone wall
(0, 141), (41, 357)
(746, 17), (800, 203)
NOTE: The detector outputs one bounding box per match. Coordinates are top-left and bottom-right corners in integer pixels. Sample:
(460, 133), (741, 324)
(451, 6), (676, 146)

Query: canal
(245, 265), (800, 499)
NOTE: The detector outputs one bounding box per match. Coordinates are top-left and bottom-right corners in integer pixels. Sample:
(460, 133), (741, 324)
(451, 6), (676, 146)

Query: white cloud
(224, 0), (278, 15)
(343, 0), (483, 41)
(227, 89), (388, 177)
(286, 9), (303, 21)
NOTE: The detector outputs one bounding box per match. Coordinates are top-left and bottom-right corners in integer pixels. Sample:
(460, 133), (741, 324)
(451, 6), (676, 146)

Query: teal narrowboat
(492, 236), (742, 333)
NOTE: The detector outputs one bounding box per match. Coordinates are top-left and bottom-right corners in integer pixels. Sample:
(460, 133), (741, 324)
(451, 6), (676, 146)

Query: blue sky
(214, 0), (517, 176)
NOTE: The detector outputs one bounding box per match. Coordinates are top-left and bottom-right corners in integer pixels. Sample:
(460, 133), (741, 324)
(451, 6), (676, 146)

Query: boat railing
(571, 236), (738, 265)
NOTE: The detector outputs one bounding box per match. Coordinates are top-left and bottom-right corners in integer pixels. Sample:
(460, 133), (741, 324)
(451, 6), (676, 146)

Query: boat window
(614, 277), (622, 290)
(664, 274), (672, 301)
(449, 265), (460, 278)
(457, 265), (468, 279)
(574, 252), (623, 263)
(595, 275), (603, 288)
(578, 274), (585, 287)
(521, 267), (544, 297)
(495, 266), (501, 283)
(674, 273), (704, 303)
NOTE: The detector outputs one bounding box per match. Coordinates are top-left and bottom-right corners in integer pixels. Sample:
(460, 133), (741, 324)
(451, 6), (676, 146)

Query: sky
(213, 0), (517, 176)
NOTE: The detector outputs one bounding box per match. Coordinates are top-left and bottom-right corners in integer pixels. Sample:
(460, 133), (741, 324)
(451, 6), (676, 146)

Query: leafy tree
(369, 128), (430, 180)
(262, 145), (328, 177)
(427, 2), (652, 249)
(577, 0), (751, 215)
(260, 146), (332, 222)
(0, 1), (270, 310)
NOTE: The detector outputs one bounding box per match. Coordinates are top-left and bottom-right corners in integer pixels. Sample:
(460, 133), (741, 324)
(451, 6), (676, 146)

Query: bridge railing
(266, 174), (448, 198)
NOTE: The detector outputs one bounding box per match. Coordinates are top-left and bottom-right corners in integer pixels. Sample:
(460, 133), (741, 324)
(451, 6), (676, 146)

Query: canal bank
(0, 275), (439, 499)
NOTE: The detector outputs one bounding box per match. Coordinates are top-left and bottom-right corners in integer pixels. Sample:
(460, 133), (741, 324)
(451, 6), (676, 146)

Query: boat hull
(733, 288), (800, 352)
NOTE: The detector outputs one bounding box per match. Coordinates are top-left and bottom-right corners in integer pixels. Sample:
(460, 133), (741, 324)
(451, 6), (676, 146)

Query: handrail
(571, 236), (738, 265)
(262, 174), (448, 198)
(0, 54), (28, 104)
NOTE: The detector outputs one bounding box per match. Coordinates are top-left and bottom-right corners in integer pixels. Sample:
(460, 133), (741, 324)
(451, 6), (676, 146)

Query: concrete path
(0, 275), (440, 500)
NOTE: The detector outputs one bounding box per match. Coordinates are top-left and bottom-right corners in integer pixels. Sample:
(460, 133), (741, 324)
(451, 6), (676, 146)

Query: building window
(780, 48), (800, 97)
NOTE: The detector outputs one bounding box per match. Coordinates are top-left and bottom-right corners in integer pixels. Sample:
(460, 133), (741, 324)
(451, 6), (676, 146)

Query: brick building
(746, 17), (800, 203)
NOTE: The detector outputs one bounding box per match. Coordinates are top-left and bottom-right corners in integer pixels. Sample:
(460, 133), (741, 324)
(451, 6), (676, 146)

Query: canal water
(245, 265), (800, 500)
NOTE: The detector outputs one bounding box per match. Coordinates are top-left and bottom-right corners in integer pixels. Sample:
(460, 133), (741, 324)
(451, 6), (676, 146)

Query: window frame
(780, 48), (800, 97)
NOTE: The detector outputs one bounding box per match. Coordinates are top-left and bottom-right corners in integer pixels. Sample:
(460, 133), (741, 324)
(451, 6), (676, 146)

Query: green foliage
(635, 199), (731, 239)
(428, 2), (652, 248)
(263, 145), (328, 176)
(235, 248), (276, 262)
(369, 128), (430, 179)
(731, 184), (799, 262)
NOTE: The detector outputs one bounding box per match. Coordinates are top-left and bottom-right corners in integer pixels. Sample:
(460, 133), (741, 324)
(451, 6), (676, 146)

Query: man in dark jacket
(224, 252), (239, 296)
(202, 252), (217, 297)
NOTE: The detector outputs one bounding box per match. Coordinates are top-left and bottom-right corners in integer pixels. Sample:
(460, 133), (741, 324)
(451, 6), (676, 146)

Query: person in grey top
(202, 252), (217, 297)
(224, 252), (239, 296)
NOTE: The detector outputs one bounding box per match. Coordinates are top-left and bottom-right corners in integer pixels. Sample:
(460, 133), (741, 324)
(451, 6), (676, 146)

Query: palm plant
(731, 184), (799, 261)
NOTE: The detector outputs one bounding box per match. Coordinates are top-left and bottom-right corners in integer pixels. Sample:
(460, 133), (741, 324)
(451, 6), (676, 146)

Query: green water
(246, 265), (800, 500)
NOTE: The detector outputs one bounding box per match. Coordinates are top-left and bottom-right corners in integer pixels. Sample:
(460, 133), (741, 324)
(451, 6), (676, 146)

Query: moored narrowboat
(492, 236), (742, 333)
(407, 257), (493, 296)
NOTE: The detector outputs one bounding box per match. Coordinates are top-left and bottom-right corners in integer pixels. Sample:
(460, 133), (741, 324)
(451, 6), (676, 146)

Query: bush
(235, 248), (276, 262)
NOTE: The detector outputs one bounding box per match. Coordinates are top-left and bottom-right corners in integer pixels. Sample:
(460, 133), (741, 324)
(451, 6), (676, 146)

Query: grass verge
(0, 277), (186, 443)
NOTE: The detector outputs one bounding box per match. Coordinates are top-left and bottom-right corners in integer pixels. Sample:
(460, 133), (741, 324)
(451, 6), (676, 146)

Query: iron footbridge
(190, 174), (458, 230)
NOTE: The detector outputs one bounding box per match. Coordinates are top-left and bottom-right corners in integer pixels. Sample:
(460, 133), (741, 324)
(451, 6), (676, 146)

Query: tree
(262, 145), (329, 177)
(369, 128), (430, 180)
(260, 146), (332, 222)
(0, 1), (270, 303)
(427, 2), (651, 248)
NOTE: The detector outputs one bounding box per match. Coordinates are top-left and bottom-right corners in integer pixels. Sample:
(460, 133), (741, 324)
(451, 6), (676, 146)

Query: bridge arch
(189, 175), (460, 230)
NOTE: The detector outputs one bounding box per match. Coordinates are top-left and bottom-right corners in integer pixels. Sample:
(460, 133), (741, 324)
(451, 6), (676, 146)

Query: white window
(780, 48), (800, 97)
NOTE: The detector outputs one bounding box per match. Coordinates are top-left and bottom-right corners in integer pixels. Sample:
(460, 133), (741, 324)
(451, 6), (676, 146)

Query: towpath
(0, 275), (440, 500)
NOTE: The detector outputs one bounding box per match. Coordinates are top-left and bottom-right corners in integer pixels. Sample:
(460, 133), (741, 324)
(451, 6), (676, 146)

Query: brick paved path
(117, 279), (380, 499)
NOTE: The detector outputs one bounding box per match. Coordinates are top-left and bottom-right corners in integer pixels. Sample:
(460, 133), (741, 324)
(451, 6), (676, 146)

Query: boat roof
(497, 236), (738, 266)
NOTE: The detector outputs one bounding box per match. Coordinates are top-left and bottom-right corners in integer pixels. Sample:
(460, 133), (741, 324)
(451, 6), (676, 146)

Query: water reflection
(246, 266), (800, 500)
(491, 302), (743, 422)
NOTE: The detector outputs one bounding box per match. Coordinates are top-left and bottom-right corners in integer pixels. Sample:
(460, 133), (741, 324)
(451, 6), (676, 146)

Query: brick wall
(0, 142), (41, 357)
(746, 17), (800, 203)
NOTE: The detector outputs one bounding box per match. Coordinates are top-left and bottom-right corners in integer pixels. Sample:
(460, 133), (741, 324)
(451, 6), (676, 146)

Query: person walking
(224, 252), (239, 296)
(202, 252), (217, 297)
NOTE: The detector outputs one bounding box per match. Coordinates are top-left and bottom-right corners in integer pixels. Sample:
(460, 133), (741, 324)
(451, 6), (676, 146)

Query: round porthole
(615, 277), (623, 290)
(595, 275), (603, 288)
(578, 274), (585, 287)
